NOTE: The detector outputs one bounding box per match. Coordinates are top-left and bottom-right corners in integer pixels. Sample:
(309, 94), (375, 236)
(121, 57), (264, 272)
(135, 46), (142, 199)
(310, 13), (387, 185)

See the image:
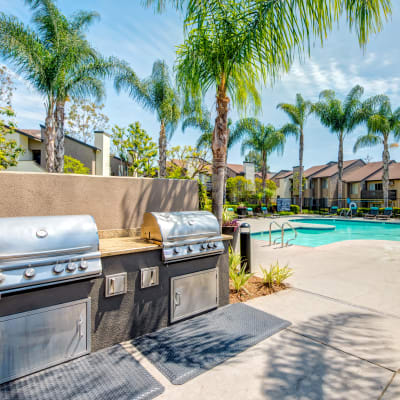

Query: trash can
(240, 223), (251, 273)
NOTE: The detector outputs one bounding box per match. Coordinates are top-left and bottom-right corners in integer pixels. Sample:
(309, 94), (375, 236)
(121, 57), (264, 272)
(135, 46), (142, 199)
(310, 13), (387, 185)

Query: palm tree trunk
(337, 133), (344, 208)
(158, 120), (167, 177)
(212, 81), (229, 227)
(44, 101), (56, 173)
(261, 150), (267, 197)
(382, 137), (390, 208)
(299, 128), (304, 212)
(55, 100), (65, 173)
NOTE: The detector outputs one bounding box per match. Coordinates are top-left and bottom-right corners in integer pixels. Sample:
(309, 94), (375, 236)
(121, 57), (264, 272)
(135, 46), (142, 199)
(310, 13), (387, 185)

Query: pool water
(251, 218), (400, 247)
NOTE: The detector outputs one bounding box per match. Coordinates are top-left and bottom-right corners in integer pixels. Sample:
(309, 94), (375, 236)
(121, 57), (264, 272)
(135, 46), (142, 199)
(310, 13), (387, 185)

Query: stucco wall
(275, 178), (291, 199)
(0, 172), (199, 229)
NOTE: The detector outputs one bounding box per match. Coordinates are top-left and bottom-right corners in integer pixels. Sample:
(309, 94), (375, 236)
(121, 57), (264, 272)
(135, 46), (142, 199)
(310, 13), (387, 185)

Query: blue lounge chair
(376, 207), (393, 220)
(364, 207), (379, 219)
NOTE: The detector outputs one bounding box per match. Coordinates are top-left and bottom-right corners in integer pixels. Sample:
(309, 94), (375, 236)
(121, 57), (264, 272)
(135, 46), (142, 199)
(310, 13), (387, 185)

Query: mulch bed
(229, 275), (289, 304)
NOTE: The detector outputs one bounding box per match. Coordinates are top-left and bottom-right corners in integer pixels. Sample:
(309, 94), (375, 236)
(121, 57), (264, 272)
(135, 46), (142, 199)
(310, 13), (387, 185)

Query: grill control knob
(66, 262), (77, 272)
(207, 242), (214, 249)
(187, 245), (194, 252)
(24, 268), (36, 279)
(173, 247), (181, 254)
(79, 260), (89, 270)
(200, 243), (207, 250)
(213, 242), (218, 248)
(0, 273), (5, 284)
(53, 264), (64, 274)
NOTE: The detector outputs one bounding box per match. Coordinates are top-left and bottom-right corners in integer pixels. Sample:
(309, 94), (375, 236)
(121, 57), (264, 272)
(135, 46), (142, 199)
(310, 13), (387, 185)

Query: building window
(369, 183), (383, 191)
(322, 178), (328, 189)
(350, 183), (358, 195)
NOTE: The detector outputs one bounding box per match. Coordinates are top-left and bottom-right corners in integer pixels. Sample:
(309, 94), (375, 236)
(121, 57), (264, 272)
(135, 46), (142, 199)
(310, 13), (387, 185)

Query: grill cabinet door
(0, 299), (90, 384)
(171, 268), (218, 323)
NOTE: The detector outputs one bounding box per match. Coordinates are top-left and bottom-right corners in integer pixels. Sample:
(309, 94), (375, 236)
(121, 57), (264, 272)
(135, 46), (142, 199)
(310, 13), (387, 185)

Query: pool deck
(249, 215), (400, 316)
(128, 215), (400, 399)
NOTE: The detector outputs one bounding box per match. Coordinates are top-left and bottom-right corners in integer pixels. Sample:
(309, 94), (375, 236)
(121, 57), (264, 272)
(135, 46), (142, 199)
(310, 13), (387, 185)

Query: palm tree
(115, 60), (180, 177)
(353, 95), (400, 207)
(231, 119), (285, 196)
(277, 94), (312, 212)
(0, 12), (58, 171)
(182, 107), (234, 151)
(174, 0), (391, 225)
(313, 86), (365, 206)
(0, 0), (120, 172)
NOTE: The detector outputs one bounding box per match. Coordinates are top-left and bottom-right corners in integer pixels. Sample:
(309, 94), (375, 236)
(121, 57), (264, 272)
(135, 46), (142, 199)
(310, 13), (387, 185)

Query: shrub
(229, 248), (253, 292)
(290, 204), (300, 214)
(63, 155), (90, 174)
(260, 261), (293, 288)
(278, 211), (294, 216)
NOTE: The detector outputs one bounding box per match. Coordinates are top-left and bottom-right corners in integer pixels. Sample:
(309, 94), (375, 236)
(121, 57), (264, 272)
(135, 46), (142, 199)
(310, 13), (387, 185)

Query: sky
(1, 0), (400, 172)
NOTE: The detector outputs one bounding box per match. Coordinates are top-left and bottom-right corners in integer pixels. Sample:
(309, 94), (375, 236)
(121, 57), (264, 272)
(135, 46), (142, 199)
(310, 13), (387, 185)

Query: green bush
(229, 248), (253, 292)
(278, 211), (294, 216)
(260, 261), (293, 288)
(290, 205), (300, 214)
(63, 155), (90, 174)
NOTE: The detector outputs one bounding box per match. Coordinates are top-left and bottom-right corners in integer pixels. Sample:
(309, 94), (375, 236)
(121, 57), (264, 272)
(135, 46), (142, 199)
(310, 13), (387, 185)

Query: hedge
(290, 205), (300, 214)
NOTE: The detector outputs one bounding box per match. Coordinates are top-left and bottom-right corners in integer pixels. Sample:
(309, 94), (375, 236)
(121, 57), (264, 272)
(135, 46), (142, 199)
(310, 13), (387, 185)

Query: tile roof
(311, 159), (362, 178)
(272, 170), (293, 179)
(226, 163), (244, 174)
(8, 127), (42, 141)
(303, 163), (333, 178)
(19, 129), (41, 140)
(343, 161), (384, 182)
(255, 172), (274, 180)
(366, 162), (400, 181)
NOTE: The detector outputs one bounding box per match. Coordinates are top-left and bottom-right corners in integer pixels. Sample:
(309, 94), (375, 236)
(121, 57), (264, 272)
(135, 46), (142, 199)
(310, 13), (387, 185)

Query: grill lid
(0, 215), (99, 263)
(0, 215), (102, 294)
(141, 211), (224, 263)
(141, 211), (220, 244)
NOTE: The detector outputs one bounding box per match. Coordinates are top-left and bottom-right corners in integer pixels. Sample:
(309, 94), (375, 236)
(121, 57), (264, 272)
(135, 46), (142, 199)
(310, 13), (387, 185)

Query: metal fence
(292, 197), (400, 211)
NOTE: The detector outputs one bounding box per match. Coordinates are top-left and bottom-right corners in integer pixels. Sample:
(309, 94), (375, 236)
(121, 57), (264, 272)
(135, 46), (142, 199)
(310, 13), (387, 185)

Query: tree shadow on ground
(262, 311), (396, 399)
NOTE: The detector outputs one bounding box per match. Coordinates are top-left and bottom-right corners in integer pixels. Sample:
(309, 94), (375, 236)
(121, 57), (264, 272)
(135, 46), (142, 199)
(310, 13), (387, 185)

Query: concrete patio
(125, 215), (400, 399)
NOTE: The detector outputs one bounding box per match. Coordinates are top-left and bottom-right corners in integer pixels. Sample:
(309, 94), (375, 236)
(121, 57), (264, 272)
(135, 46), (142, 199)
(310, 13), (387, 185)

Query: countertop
(99, 237), (160, 258)
(99, 234), (233, 258)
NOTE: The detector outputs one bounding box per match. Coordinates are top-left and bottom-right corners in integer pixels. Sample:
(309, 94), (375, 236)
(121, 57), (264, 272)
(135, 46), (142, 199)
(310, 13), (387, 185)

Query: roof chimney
(94, 131), (111, 176)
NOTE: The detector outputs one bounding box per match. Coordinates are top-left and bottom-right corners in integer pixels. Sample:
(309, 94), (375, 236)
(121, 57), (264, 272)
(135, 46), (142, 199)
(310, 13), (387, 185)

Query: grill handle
(174, 290), (182, 307)
(0, 246), (94, 261)
(77, 318), (84, 339)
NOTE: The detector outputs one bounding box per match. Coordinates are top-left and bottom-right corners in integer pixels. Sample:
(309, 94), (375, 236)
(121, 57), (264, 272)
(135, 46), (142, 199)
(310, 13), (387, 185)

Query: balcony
(361, 190), (397, 200)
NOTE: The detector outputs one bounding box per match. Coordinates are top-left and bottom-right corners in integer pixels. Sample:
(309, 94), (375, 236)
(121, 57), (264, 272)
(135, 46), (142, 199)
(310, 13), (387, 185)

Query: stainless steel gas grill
(141, 211), (224, 263)
(0, 215), (102, 295)
(141, 211), (225, 323)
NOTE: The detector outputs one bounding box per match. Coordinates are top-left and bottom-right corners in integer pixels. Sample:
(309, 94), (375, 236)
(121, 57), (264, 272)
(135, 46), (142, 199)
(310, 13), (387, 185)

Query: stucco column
(94, 131), (111, 176)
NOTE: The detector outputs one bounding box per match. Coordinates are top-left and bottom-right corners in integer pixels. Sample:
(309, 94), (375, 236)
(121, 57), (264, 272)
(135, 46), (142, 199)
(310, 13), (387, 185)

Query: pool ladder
(268, 221), (298, 248)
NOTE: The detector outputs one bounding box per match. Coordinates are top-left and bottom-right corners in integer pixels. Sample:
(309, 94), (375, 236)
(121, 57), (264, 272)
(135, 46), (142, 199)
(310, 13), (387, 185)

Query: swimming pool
(251, 218), (400, 247)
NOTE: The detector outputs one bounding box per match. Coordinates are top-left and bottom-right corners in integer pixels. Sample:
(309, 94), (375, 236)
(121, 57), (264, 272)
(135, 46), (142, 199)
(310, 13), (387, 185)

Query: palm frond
(353, 133), (382, 152)
(280, 123), (299, 139)
(0, 13), (50, 95)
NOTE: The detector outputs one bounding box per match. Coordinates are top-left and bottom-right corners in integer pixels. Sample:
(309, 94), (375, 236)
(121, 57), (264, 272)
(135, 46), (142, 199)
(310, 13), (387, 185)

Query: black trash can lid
(240, 223), (250, 230)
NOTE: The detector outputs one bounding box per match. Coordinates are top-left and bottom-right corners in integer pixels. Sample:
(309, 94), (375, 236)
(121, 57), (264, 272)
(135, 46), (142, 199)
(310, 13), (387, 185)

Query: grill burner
(141, 211), (224, 263)
(0, 215), (102, 295)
